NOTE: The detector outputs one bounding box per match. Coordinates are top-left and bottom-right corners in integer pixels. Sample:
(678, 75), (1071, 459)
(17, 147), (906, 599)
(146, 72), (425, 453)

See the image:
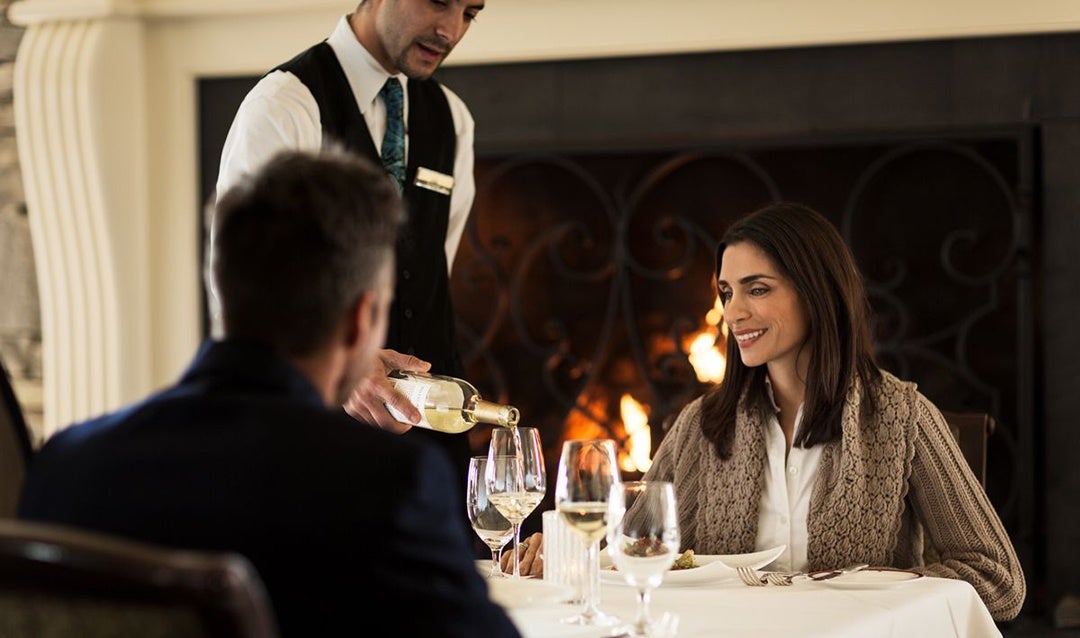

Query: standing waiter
(212, 0), (485, 502)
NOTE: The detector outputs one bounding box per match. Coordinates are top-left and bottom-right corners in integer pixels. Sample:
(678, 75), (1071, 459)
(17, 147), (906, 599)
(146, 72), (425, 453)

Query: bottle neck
(471, 400), (520, 427)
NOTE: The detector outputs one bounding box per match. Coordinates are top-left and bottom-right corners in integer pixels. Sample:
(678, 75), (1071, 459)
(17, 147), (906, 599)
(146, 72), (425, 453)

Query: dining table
(494, 570), (1002, 638)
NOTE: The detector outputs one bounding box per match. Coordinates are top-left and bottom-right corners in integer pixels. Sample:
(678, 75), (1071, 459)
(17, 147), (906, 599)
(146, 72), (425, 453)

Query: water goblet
(466, 455), (513, 578)
(485, 427), (546, 579)
(555, 438), (621, 627)
(607, 480), (680, 637)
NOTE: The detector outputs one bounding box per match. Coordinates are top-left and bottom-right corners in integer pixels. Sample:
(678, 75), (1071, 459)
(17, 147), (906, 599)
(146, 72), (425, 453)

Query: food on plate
(672, 549), (697, 570)
(612, 540), (698, 571)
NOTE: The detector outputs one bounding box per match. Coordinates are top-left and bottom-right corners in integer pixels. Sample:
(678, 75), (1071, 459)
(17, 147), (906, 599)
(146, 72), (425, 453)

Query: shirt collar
(763, 375), (808, 438)
(326, 14), (405, 116)
(763, 375), (781, 414)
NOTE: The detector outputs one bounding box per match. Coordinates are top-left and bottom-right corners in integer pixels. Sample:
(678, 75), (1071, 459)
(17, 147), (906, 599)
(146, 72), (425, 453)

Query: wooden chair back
(0, 519), (279, 638)
(0, 356), (33, 517)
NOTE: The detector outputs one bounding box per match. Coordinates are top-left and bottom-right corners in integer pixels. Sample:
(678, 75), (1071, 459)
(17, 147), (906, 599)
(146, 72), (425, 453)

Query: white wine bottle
(385, 370), (520, 433)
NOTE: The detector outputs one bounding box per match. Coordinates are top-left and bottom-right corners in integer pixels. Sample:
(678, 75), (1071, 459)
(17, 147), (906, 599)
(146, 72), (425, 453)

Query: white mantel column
(11, 7), (149, 437)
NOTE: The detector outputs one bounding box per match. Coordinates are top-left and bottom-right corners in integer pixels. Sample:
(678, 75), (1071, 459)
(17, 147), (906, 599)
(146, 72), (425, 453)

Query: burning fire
(619, 394), (651, 472)
(686, 296), (728, 384)
(621, 296), (728, 472)
(560, 296), (728, 474)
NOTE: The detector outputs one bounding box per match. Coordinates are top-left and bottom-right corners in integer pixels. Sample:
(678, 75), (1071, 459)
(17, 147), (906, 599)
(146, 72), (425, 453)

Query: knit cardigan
(643, 370), (1025, 621)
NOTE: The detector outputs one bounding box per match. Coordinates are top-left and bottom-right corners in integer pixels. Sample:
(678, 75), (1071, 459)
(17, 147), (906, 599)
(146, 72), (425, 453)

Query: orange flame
(563, 395), (611, 442)
(619, 394), (651, 472)
(559, 296), (728, 475)
(685, 296), (727, 384)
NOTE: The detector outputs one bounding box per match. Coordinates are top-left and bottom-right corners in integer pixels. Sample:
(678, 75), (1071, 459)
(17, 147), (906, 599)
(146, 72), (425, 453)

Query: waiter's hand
(344, 348), (431, 433)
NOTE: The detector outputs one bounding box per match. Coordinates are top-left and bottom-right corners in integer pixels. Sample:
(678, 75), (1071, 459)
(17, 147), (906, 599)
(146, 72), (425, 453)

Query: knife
(808, 563), (870, 581)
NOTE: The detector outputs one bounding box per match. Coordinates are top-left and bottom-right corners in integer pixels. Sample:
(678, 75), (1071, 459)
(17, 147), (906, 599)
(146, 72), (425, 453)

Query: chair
(940, 411), (995, 489)
(0, 519), (279, 638)
(0, 355), (33, 517)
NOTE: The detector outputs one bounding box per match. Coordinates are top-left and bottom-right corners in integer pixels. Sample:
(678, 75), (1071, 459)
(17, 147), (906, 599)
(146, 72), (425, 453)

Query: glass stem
(582, 540), (599, 619)
(490, 547), (501, 577)
(511, 523), (522, 578)
(635, 587), (653, 634)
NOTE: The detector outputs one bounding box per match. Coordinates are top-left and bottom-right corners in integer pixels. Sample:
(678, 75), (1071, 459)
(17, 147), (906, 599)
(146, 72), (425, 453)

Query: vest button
(404, 308), (414, 319)
(406, 347), (415, 355)
(401, 269), (411, 280)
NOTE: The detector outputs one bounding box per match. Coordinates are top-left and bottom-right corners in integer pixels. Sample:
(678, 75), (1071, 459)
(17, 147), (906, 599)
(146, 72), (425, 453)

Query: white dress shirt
(215, 15), (476, 274)
(754, 381), (823, 572)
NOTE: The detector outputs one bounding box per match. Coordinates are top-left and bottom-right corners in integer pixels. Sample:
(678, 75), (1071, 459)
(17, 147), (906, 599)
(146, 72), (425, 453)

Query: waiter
(213, 0), (485, 498)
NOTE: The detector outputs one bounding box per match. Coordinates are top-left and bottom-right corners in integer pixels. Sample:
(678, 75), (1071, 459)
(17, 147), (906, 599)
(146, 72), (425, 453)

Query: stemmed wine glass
(555, 438), (622, 627)
(485, 427), (546, 579)
(607, 480), (680, 637)
(466, 455), (514, 578)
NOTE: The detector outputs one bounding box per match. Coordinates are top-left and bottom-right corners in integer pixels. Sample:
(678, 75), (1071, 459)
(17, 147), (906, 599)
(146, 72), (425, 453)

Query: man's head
(210, 148), (403, 401)
(353, 0), (484, 79)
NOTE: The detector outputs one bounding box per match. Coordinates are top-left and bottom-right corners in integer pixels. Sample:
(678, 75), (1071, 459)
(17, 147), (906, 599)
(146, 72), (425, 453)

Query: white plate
(600, 545), (786, 586)
(486, 577), (573, 609)
(794, 568), (923, 589)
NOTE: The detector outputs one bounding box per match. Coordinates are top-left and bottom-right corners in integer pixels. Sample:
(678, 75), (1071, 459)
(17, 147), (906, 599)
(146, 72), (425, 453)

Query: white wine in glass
(608, 480), (680, 637)
(556, 501), (608, 544)
(555, 439), (621, 627)
(485, 427), (546, 578)
(466, 456), (513, 578)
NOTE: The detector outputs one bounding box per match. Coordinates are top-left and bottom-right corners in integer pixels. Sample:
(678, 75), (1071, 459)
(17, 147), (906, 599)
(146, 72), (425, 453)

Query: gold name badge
(414, 167), (454, 196)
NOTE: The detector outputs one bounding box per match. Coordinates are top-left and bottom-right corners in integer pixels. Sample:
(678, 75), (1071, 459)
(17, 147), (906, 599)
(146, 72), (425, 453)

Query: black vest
(276, 42), (464, 377)
(276, 43), (474, 513)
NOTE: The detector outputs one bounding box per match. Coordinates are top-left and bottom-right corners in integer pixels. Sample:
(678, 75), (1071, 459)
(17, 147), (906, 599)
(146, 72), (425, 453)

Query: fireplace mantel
(8, 0), (1080, 436)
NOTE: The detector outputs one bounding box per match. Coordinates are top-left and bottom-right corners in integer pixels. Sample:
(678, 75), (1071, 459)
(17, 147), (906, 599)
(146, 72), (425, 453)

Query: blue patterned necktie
(379, 78), (406, 194)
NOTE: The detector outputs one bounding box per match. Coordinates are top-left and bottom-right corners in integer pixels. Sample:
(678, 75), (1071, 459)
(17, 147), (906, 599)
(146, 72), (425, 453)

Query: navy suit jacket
(19, 340), (520, 637)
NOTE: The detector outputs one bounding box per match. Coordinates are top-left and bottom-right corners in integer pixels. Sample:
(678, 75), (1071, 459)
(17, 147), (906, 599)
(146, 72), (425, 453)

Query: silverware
(735, 566), (767, 586)
(808, 563), (869, 582)
(763, 571), (796, 586)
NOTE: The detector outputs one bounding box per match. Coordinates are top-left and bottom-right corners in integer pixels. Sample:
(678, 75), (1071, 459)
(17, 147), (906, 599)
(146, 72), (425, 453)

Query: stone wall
(0, 0), (40, 446)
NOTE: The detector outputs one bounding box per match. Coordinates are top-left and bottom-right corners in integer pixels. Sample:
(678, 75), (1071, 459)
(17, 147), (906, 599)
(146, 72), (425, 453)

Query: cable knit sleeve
(906, 394), (1026, 621)
(643, 398), (705, 552)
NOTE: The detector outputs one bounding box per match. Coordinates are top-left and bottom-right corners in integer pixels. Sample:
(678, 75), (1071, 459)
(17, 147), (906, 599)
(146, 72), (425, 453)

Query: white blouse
(754, 387), (823, 572)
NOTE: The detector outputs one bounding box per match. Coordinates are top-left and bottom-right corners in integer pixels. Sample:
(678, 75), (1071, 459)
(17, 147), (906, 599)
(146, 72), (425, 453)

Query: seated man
(18, 148), (520, 638)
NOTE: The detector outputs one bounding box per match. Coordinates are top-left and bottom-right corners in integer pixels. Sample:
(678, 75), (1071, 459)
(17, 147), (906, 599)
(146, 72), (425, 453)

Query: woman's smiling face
(717, 241), (811, 374)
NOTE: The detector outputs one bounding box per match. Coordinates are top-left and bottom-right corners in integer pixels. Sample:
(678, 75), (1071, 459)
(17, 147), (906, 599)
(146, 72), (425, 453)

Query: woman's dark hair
(699, 202), (881, 459)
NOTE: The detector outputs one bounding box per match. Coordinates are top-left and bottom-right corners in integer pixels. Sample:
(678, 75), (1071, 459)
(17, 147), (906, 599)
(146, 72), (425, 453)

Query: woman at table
(643, 201), (1025, 622)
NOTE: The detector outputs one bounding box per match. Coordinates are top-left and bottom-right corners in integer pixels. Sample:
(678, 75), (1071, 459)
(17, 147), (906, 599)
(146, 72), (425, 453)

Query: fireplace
(448, 135), (1033, 538)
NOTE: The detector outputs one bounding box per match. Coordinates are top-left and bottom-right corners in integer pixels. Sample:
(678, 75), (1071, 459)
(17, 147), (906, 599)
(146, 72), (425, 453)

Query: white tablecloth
(504, 574), (1001, 638)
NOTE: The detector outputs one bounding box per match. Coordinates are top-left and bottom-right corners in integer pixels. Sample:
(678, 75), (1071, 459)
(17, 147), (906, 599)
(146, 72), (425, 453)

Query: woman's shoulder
(869, 369), (919, 407)
(654, 396), (711, 464)
(667, 396), (706, 440)
(876, 368), (914, 391)
(874, 369), (944, 409)
(865, 369), (948, 436)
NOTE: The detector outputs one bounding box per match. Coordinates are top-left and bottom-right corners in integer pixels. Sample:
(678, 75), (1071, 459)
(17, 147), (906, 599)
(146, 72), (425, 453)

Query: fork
(763, 571), (795, 586)
(736, 566), (767, 586)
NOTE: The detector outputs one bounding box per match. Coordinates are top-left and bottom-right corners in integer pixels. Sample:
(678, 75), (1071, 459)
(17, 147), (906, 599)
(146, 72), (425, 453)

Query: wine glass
(466, 455), (514, 578)
(555, 438), (621, 627)
(607, 480), (680, 637)
(485, 427), (546, 579)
